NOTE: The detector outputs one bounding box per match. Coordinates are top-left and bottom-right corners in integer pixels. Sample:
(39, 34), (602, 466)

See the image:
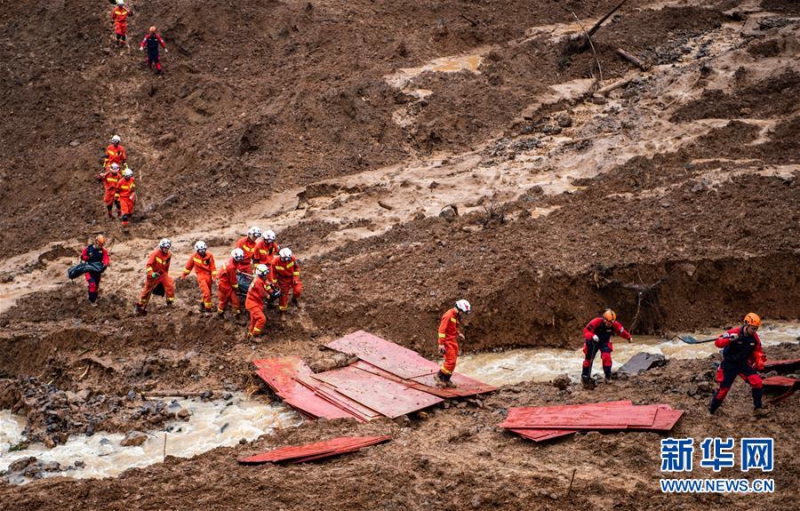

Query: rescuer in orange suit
(434, 300), (471, 388)
(116, 168), (136, 227)
(235, 226), (261, 268)
(273, 248), (303, 315)
(96, 163), (122, 218)
(217, 248), (249, 318)
(254, 229), (281, 267)
(135, 238), (175, 315)
(111, 1), (134, 46)
(245, 264), (273, 340)
(179, 241), (217, 313)
(581, 309), (633, 386)
(103, 135), (127, 170)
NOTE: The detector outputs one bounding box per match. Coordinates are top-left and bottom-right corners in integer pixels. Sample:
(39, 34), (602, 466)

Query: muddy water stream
(458, 321), (800, 387)
(0, 394), (301, 483)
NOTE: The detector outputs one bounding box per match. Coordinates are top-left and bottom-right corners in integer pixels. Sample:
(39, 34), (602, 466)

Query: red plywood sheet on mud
(239, 435), (391, 464)
(501, 401), (633, 429)
(640, 406), (684, 431)
(762, 376), (800, 388)
(501, 403), (658, 429)
(763, 359), (800, 373)
(326, 330), (441, 379)
(253, 357), (355, 421)
(509, 429), (576, 442)
(313, 366), (444, 418)
(351, 360), (495, 398)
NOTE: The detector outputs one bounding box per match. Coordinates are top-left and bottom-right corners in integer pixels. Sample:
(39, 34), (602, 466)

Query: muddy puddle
(0, 394), (301, 483)
(458, 321), (800, 387)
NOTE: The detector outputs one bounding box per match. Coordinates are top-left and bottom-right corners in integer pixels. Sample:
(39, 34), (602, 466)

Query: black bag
(152, 282), (166, 297)
(67, 261), (105, 280)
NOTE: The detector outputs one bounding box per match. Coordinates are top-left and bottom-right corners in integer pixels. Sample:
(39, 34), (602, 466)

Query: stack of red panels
(239, 435), (391, 464)
(763, 358), (800, 374)
(500, 400), (683, 442)
(253, 331), (496, 422)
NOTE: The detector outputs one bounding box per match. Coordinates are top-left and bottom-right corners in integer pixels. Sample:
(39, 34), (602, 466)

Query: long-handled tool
(678, 335), (719, 345)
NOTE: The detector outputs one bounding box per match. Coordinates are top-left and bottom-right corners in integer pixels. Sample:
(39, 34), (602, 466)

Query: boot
(216, 310), (225, 319)
(603, 368), (612, 383)
(753, 406), (770, 418)
(709, 397), (723, 415)
(134, 303), (147, 316)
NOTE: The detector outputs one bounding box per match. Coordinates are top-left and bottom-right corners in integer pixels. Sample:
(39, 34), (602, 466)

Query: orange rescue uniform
(101, 170), (121, 207)
(117, 176), (135, 226)
(438, 308), (461, 375)
(104, 144), (127, 168)
(245, 275), (272, 337)
(254, 240), (281, 266)
(217, 257), (249, 314)
(182, 251), (217, 311)
(272, 255), (302, 311)
(235, 236), (259, 267)
(138, 248), (175, 307)
(111, 6), (133, 37)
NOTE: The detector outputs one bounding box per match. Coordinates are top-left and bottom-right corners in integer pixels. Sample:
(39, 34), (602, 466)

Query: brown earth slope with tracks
(0, 0), (799, 509)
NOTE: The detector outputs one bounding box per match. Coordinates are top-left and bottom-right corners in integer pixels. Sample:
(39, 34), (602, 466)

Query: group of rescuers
(80, 234), (770, 409)
(89, 134), (770, 407)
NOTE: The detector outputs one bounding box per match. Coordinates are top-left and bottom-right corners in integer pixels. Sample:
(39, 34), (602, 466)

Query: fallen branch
(570, 11), (603, 83)
(587, 0), (629, 38)
(142, 390), (214, 399)
(597, 77), (634, 96)
(616, 48), (649, 71)
(459, 14), (478, 27)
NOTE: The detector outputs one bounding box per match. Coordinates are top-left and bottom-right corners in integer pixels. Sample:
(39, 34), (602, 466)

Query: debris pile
(254, 331), (495, 421)
(500, 400), (683, 443)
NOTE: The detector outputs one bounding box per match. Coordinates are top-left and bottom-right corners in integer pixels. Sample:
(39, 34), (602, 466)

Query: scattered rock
(177, 408), (191, 420)
(439, 205), (459, 221)
(556, 112), (573, 128)
(552, 374), (571, 390)
(120, 431), (148, 447)
(9, 457), (37, 473)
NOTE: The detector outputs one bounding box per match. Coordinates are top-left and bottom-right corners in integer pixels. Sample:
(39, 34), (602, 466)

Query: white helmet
(263, 230), (276, 243)
(279, 247), (293, 260)
(194, 241), (207, 252)
(231, 248), (245, 261)
(110, 163), (120, 171)
(111, 134), (121, 143)
(122, 169), (133, 178)
(115, 0), (124, 6)
(455, 299), (471, 314)
(247, 226), (262, 239)
(255, 264), (269, 278)
(159, 238), (172, 249)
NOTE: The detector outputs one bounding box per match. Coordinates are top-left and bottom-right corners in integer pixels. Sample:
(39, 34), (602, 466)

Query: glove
(151, 272), (159, 279)
(627, 337), (633, 343)
(592, 335), (599, 342)
(438, 345), (446, 355)
(723, 333), (738, 341)
(165, 48), (169, 53)
(139, 47), (144, 51)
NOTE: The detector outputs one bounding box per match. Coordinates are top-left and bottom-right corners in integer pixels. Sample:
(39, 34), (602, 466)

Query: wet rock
(691, 181), (708, 193)
(69, 140), (80, 147)
(120, 431), (148, 447)
(556, 112), (573, 128)
(126, 389), (137, 401)
(42, 461), (61, 472)
(177, 408), (191, 420)
(552, 374), (571, 390)
(74, 460), (86, 469)
(9, 457), (37, 473)
(200, 390), (214, 401)
(439, 205), (459, 221)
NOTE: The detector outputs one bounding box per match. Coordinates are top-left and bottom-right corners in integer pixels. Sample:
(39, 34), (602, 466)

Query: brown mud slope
(2, 344), (799, 511)
(0, 0), (645, 255)
(1, 0), (800, 508)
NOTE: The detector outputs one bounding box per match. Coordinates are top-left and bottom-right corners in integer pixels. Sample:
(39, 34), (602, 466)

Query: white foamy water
(457, 321), (800, 387)
(0, 394), (302, 482)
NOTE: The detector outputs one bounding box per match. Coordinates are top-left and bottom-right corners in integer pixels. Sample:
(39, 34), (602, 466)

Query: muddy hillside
(0, 0), (799, 509)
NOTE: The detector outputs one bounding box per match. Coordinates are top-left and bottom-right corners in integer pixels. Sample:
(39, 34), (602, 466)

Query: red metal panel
(762, 376), (800, 388)
(326, 330), (441, 379)
(313, 366), (444, 418)
(500, 403), (657, 429)
(509, 429), (576, 442)
(253, 358), (356, 421)
(352, 360), (495, 398)
(295, 376), (380, 422)
(239, 436), (391, 464)
(642, 406), (683, 431)
(501, 401), (634, 428)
